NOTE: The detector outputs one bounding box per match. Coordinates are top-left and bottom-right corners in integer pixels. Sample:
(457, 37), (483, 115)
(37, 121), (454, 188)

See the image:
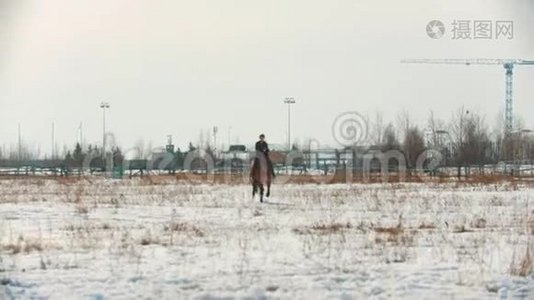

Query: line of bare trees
(1, 107), (533, 167)
(359, 107), (534, 167)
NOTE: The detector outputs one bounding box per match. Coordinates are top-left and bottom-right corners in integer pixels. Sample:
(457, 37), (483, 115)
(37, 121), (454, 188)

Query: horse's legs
(259, 184), (264, 203)
(266, 182), (271, 198)
(252, 182), (257, 197)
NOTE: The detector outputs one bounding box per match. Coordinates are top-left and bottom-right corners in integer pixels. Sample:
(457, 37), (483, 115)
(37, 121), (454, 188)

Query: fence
(1, 151), (534, 179)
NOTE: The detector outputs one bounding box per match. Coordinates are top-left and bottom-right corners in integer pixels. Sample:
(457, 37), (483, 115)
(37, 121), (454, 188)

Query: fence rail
(2, 154), (534, 179)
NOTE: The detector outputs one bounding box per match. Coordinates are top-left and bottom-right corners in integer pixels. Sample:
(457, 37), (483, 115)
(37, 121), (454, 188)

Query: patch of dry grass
(63, 223), (113, 232)
(374, 226), (403, 235)
(140, 234), (160, 246)
(164, 222), (204, 237)
(374, 228), (416, 246)
(2, 236), (44, 254)
(75, 203), (89, 214)
(453, 225), (474, 233)
(373, 216), (417, 247)
(470, 218), (487, 229)
(418, 222), (437, 230)
(2, 171), (534, 186)
(527, 218), (534, 235)
(292, 222), (352, 235)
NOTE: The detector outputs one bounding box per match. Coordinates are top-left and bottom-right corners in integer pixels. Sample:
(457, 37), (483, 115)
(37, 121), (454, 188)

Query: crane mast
(401, 58), (534, 134)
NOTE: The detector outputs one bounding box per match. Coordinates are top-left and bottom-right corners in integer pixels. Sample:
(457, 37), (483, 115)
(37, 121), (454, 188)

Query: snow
(1, 178), (534, 299)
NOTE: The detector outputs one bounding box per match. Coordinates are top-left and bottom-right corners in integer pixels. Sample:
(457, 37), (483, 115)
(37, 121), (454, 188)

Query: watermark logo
(495, 21), (514, 39)
(332, 111), (369, 147)
(426, 20), (445, 39)
(426, 19), (513, 40)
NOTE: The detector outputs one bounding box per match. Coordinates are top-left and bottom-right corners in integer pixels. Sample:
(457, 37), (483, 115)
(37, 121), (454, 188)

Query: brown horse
(249, 154), (272, 202)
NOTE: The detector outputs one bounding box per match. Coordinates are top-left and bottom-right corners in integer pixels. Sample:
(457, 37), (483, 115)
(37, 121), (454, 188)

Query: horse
(249, 153), (272, 202)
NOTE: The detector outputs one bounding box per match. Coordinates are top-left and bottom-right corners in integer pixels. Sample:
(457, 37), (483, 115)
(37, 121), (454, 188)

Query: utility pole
(283, 97), (296, 151)
(79, 122), (84, 150)
(52, 122), (55, 159)
(283, 97), (296, 175)
(18, 123), (21, 161)
(228, 126), (232, 148)
(213, 126), (218, 151)
(100, 102), (110, 157)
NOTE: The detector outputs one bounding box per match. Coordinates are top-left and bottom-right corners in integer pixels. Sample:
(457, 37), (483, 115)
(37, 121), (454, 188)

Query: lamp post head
(283, 97), (295, 104)
(100, 102), (110, 108)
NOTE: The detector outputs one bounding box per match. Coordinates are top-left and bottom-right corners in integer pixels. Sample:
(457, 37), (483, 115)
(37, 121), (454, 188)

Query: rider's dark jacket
(255, 140), (270, 154)
(254, 140), (275, 176)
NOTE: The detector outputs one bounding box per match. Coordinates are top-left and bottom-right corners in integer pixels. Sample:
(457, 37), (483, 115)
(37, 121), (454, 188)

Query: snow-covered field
(1, 178), (534, 299)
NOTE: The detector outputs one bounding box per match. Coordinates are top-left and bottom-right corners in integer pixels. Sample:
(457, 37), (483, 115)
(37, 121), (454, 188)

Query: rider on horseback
(255, 134), (276, 178)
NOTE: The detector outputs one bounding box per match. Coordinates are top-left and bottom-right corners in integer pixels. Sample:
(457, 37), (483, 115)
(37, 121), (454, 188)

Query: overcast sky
(1, 0), (533, 155)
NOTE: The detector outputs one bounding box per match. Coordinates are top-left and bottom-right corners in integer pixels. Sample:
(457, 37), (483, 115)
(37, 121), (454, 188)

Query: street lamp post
(100, 102), (110, 157)
(283, 97), (296, 175)
(213, 126), (218, 153)
(18, 123), (21, 161)
(283, 97), (296, 151)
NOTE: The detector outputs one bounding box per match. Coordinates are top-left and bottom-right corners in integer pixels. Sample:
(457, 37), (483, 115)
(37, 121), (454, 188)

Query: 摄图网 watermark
(426, 19), (513, 40)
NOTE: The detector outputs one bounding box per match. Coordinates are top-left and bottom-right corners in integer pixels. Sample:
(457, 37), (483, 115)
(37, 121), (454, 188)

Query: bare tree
(133, 139), (153, 159)
(198, 130), (205, 151)
(527, 135), (534, 161)
(6, 141), (39, 161)
(382, 123), (400, 151)
(395, 110), (411, 143)
(514, 115), (526, 132)
(450, 109), (492, 165)
(197, 129), (214, 151)
(370, 111), (385, 145)
(205, 128), (212, 150)
(403, 126), (425, 168)
(134, 139), (145, 159)
(448, 106), (469, 163)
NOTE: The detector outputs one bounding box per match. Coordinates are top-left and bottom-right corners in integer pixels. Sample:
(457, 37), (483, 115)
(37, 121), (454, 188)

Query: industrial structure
(401, 58), (534, 133)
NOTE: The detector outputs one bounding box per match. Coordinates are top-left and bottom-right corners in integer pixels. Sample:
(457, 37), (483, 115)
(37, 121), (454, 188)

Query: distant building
(228, 145), (246, 152)
(220, 145), (249, 168)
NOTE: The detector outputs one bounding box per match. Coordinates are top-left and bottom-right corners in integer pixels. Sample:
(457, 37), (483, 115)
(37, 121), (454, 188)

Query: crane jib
(401, 58), (534, 65)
